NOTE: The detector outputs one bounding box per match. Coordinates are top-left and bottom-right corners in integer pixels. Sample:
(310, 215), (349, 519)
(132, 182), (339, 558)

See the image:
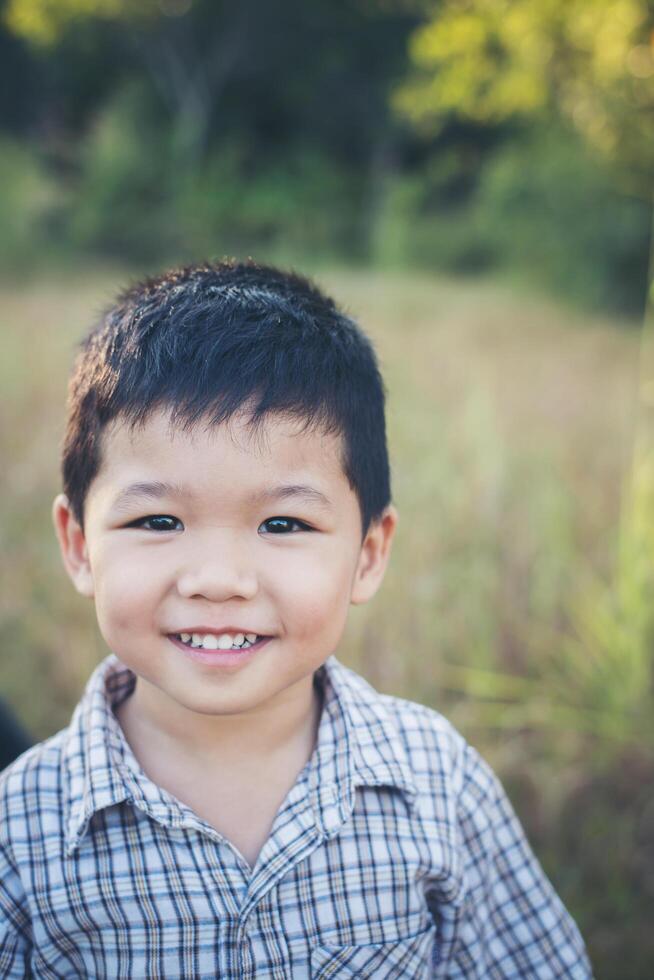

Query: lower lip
(168, 634), (271, 667)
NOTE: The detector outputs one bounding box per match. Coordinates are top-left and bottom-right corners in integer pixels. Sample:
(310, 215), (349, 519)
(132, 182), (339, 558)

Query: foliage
(67, 82), (174, 258)
(174, 145), (365, 261)
(372, 125), (650, 313)
(556, 451), (654, 754)
(472, 126), (650, 313)
(55, 78), (366, 262)
(0, 0), (650, 314)
(395, 0), (654, 196)
(0, 139), (58, 267)
(440, 453), (654, 767)
(3, 0), (157, 45)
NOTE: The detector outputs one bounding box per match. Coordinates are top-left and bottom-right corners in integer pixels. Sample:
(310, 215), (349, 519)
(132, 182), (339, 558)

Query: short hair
(62, 259), (391, 536)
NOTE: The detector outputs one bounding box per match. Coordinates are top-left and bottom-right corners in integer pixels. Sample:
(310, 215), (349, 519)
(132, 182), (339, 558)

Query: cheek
(89, 545), (162, 637)
(94, 580), (146, 645)
(271, 545), (357, 634)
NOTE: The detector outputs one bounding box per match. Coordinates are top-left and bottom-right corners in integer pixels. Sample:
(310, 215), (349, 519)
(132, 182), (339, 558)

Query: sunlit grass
(0, 266), (647, 977)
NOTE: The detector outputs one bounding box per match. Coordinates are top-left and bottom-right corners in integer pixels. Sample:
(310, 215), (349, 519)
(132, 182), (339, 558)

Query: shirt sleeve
(433, 744), (593, 979)
(0, 844), (32, 978)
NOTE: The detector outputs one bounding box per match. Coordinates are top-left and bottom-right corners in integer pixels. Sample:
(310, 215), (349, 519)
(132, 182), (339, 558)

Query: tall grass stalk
(441, 213), (654, 766)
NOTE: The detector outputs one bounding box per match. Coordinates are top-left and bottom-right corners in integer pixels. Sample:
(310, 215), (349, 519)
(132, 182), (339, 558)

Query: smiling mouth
(173, 632), (264, 652)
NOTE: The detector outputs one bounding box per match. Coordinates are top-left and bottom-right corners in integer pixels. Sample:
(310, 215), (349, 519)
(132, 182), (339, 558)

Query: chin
(178, 691), (260, 717)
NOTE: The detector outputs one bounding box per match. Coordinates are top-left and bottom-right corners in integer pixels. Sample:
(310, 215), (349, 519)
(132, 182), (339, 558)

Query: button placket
(236, 920), (254, 979)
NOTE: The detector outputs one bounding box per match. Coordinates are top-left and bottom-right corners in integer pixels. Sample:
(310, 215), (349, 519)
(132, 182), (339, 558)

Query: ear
(52, 494), (95, 598)
(350, 505), (398, 606)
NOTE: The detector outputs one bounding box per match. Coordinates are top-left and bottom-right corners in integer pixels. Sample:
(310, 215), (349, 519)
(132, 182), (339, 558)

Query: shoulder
(0, 729), (70, 850)
(0, 728), (70, 796)
(367, 684), (479, 792)
(382, 690), (509, 808)
(378, 690), (466, 753)
(327, 658), (485, 798)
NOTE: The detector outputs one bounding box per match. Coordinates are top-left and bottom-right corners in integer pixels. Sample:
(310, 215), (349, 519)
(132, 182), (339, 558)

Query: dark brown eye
(260, 517), (308, 534)
(132, 515), (183, 532)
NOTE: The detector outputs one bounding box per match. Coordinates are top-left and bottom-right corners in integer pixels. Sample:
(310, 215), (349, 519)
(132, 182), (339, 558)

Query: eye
(128, 514), (184, 532)
(259, 516), (311, 534)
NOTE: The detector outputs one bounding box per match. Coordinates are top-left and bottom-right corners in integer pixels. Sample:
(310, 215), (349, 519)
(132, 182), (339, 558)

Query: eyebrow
(111, 481), (333, 511)
(111, 481), (189, 512)
(251, 485), (333, 510)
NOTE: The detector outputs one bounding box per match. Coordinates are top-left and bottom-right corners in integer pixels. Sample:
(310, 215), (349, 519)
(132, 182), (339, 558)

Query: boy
(0, 260), (591, 978)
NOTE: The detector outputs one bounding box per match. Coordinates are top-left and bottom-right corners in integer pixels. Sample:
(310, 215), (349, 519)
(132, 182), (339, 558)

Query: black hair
(62, 259), (391, 535)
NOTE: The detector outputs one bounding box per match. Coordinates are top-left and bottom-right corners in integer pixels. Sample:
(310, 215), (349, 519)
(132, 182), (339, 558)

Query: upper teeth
(179, 632), (258, 650)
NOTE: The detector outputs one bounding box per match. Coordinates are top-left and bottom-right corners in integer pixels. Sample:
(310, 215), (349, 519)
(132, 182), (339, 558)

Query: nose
(175, 534), (259, 602)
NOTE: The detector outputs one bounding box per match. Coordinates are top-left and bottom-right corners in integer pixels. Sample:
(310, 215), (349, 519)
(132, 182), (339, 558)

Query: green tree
(3, 0), (418, 185)
(4, 0), (143, 44)
(395, 0), (654, 195)
(3, 0), (267, 169)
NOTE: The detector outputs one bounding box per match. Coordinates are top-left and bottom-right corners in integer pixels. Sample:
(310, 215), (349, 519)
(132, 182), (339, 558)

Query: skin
(53, 409), (397, 863)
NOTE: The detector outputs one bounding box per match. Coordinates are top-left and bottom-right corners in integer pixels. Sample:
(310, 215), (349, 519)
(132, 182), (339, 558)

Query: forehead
(93, 409), (349, 494)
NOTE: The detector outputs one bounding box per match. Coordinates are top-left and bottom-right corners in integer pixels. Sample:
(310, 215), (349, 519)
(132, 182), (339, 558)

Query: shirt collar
(62, 654), (418, 852)
(63, 656), (135, 854)
(309, 656), (418, 836)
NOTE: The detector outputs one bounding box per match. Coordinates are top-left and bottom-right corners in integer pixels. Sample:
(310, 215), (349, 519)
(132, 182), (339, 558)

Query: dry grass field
(0, 267), (647, 976)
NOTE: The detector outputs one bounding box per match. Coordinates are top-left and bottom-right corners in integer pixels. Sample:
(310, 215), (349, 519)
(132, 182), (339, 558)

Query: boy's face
(54, 410), (396, 721)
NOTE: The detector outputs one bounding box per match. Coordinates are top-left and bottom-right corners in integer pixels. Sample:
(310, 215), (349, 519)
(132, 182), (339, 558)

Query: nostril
(175, 568), (258, 602)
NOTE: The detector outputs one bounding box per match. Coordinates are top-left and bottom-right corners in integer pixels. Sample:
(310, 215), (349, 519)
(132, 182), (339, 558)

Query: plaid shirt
(0, 654), (591, 979)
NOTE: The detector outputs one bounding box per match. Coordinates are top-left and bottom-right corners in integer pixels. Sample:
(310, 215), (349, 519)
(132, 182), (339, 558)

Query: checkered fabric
(0, 655), (592, 978)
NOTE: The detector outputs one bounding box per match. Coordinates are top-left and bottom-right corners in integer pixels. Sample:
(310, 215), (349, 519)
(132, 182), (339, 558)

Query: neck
(116, 672), (323, 772)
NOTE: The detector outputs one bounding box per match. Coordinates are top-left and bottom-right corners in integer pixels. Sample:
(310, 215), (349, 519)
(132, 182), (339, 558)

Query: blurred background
(0, 1), (652, 976)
